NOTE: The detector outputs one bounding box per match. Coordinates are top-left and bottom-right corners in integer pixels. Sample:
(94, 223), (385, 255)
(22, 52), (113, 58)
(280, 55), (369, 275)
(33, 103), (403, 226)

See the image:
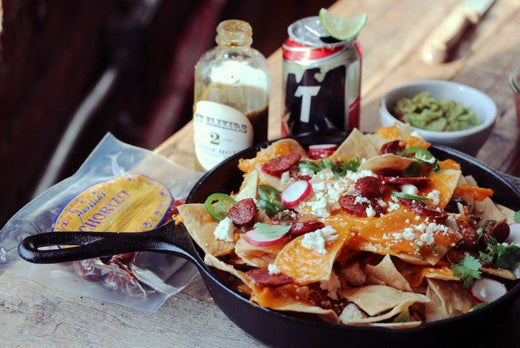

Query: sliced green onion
(204, 193), (236, 221)
(391, 191), (430, 201)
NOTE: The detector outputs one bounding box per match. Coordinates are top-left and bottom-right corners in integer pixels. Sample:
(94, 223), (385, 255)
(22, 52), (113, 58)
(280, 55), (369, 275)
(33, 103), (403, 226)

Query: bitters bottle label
(194, 100), (253, 171)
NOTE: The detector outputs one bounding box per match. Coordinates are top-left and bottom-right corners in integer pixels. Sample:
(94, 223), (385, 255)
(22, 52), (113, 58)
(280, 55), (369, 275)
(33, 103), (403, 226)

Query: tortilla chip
(358, 154), (415, 173)
(238, 138), (308, 173)
(275, 228), (350, 285)
(365, 255), (412, 291)
(497, 204), (517, 223)
(423, 168), (461, 209)
(204, 253), (252, 288)
(424, 278), (478, 322)
(481, 267), (516, 280)
(251, 284), (339, 323)
(340, 261), (367, 287)
(473, 198), (508, 221)
(178, 204), (235, 257)
(356, 208), (462, 265)
(343, 301), (420, 325)
(255, 162), (289, 192)
(234, 169), (259, 201)
(333, 128), (378, 160)
(372, 124), (431, 149)
(369, 321), (422, 328)
(234, 237), (287, 268)
(340, 284), (430, 317)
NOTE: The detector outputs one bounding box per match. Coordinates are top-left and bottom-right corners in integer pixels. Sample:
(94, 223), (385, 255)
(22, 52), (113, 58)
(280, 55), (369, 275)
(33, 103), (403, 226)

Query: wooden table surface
(2, 1), (520, 347)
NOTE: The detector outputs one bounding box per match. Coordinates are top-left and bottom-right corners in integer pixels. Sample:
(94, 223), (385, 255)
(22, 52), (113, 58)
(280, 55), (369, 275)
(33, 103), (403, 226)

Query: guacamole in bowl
(393, 92), (480, 132)
(379, 80), (497, 157)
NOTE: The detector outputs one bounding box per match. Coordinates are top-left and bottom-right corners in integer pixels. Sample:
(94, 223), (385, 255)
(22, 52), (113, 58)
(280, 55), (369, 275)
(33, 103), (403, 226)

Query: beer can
(282, 16), (362, 136)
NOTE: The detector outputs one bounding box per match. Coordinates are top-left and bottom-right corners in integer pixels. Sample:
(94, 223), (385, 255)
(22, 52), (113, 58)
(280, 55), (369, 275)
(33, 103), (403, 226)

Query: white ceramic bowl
(380, 80), (497, 156)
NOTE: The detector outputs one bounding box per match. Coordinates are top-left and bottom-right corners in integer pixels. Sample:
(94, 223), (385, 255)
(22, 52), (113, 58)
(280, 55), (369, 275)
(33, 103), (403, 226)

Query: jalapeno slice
(297, 160), (321, 173)
(204, 193), (236, 222)
(403, 146), (436, 164)
(257, 185), (286, 217)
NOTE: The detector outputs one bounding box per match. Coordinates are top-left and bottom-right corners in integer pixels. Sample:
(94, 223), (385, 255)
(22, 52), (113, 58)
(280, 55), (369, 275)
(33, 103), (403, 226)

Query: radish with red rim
(470, 277), (507, 303)
(507, 222), (520, 245)
(308, 144), (338, 159)
(281, 180), (312, 208)
(243, 223), (290, 247)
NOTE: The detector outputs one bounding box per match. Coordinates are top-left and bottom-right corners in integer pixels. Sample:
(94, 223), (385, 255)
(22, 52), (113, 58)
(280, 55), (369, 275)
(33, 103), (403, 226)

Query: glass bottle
(193, 19), (270, 171)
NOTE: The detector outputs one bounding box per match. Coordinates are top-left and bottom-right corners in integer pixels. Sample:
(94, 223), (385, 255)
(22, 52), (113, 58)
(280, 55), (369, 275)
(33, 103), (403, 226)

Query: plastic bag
(0, 133), (203, 312)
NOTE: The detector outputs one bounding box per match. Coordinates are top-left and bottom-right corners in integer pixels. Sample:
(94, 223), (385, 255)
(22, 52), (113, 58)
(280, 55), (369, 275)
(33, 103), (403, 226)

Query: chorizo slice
(290, 219), (325, 236)
(355, 176), (384, 198)
(339, 194), (384, 217)
(229, 198), (257, 226)
(397, 197), (447, 221)
(261, 153), (301, 176)
(380, 176), (430, 187)
(379, 140), (405, 154)
(246, 268), (293, 287)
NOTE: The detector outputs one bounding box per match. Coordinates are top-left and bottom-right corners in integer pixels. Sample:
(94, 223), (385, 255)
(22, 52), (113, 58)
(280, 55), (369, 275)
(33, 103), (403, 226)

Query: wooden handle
(421, 6), (480, 64)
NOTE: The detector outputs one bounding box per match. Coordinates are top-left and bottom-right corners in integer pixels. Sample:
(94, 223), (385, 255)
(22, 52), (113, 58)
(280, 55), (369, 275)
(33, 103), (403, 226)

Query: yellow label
(53, 174), (173, 232)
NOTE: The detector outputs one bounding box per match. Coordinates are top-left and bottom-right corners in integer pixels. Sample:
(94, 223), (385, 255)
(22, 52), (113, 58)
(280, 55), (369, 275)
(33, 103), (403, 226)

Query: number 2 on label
(210, 132), (220, 145)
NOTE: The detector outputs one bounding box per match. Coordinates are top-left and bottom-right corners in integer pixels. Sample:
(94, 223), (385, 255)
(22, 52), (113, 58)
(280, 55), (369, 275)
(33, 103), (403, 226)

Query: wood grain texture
(2, 0), (520, 346)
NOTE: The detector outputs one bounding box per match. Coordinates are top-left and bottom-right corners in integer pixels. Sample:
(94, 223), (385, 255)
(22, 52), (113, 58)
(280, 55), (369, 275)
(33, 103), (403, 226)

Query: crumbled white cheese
(402, 227), (416, 240)
(389, 221), (452, 251)
(365, 205), (376, 217)
(301, 226), (338, 254)
(304, 169), (350, 217)
(299, 166), (316, 178)
(344, 169), (376, 181)
(354, 196), (371, 205)
(213, 217), (234, 242)
(268, 263), (281, 275)
(427, 190), (440, 206)
(387, 201), (400, 212)
(401, 184), (418, 195)
(280, 171), (293, 185)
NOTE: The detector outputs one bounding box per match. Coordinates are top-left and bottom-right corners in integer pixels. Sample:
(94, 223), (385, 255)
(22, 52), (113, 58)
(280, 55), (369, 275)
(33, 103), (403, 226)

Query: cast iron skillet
(18, 131), (520, 348)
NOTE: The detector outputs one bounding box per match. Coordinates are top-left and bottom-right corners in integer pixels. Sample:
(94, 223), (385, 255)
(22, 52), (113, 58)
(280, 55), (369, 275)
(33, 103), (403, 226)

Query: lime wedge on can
(319, 8), (367, 41)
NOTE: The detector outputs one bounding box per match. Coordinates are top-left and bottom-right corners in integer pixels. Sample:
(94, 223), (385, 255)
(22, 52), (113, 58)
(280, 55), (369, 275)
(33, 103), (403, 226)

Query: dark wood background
(0, 0), (334, 227)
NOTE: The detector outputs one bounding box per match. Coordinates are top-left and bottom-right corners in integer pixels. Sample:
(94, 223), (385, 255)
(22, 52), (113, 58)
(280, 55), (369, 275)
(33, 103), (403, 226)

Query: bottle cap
(216, 19), (253, 47)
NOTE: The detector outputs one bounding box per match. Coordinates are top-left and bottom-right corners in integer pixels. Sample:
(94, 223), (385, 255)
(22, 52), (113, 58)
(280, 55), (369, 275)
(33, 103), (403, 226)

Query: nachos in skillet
(176, 124), (520, 328)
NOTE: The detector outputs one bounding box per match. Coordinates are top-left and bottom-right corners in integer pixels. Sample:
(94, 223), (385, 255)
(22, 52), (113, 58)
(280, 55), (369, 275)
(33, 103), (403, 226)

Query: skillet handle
(18, 222), (196, 264)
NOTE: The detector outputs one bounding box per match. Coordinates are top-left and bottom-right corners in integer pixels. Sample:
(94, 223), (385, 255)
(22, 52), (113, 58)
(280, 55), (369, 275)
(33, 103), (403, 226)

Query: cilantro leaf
(253, 223), (290, 239)
(340, 158), (361, 173)
(452, 255), (482, 288)
(485, 237), (520, 270)
(515, 210), (520, 223)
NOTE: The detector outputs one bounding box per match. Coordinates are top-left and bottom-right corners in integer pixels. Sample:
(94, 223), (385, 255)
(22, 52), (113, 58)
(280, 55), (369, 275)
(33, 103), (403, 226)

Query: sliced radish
(243, 228), (286, 247)
(506, 222), (520, 245)
(281, 180), (312, 208)
(470, 277), (507, 303)
(308, 144), (338, 159)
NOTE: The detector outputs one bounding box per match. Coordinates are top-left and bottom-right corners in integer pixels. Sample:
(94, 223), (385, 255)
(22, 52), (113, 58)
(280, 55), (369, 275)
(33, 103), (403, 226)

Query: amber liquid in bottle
(193, 20), (270, 171)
